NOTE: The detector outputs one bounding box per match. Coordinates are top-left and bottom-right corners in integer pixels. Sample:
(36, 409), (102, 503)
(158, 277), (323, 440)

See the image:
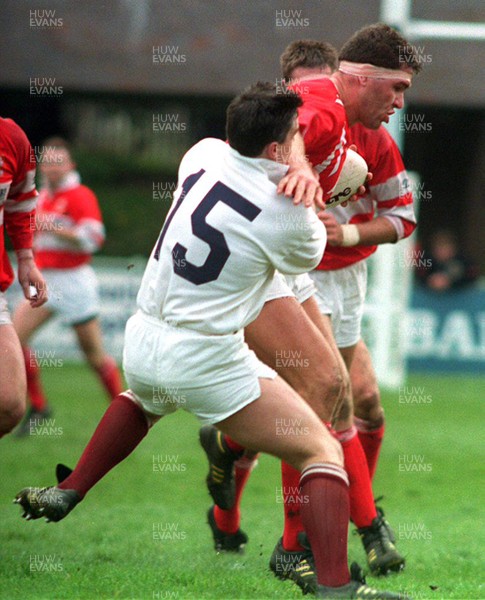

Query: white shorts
(266, 272), (316, 304)
(122, 311), (277, 425)
(0, 292), (12, 325)
(43, 265), (100, 325)
(310, 261), (367, 348)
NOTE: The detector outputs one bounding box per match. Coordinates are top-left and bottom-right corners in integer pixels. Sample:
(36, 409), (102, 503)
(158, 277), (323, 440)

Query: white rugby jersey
(137, 138), (326, 335)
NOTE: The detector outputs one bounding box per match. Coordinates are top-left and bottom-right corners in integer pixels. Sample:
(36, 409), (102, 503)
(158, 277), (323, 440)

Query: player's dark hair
(226, 82), (302, 157)
(339, 23), (422, 74)
(280, 39), (338, 81)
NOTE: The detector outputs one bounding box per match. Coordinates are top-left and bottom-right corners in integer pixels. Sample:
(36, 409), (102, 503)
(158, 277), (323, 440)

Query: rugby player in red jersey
(0, 117), (47, 437)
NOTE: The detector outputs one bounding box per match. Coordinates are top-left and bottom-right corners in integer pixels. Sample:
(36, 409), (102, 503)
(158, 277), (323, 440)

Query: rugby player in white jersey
(14, 82), (408, 599)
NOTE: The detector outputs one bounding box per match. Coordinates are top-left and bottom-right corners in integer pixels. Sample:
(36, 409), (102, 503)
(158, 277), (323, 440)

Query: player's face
(360, 72), (412, 129)
(40, 148), (74, 188)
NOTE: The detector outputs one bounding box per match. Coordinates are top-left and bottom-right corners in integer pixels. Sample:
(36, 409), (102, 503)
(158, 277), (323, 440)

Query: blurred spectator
(417, 229), (480, 292)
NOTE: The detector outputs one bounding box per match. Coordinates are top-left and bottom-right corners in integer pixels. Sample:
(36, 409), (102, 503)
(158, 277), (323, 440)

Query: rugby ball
(326, 148), (368, 208)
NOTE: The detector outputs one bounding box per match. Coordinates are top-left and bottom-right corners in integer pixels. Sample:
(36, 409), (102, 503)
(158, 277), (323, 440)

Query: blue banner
(406, 285), (485, 374)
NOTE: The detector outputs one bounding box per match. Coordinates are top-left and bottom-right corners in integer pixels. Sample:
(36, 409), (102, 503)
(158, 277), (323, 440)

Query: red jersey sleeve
(64, 185), (105, 253)
(0, 118), (38, 250)
(351, 125), (416, 240)
(0, 118), (38, 290)
(293, 79), (349, 200)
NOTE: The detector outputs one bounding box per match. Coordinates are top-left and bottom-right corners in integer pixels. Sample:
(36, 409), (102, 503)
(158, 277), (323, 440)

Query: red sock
(94, 356), (123, 400)
(58, 393), (148, 497)
(280, 420), (336, 551)
(214, 454), (258, 534)
(281, 461), (305, 551)
(223, 434), (246, 454)
(336, 426), (377, 528)
(299, 463), (350, 587)
(355, 417), (385, 481)
(22, 347), (48, 411)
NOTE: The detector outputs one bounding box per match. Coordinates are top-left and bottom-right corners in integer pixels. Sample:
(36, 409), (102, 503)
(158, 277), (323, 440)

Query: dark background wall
(1, 1), (484, 267)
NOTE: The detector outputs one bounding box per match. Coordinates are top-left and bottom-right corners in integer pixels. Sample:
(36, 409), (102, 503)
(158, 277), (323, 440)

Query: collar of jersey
(227, 146), (289, 186)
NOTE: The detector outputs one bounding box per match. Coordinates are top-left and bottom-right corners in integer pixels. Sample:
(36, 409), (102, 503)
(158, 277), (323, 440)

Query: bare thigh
(244, 296), (343, 420)
(215, 375), (343, 471)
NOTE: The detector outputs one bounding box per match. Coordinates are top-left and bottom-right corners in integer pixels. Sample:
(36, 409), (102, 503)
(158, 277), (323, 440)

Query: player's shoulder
(0, 117), (25, 137)
(298, 79), (343, 113)
(64, 182), (99, 207)
(177, 137), (227, 182)
(76, 183), (98, 199)
(350, 123), (395, 151)
(0, 117), (32, 161)
(297, 79), (346, 141)
(182, 138), (227, 167)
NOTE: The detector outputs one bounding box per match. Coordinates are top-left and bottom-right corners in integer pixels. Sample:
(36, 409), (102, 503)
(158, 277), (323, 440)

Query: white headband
(339, 61), (412, 83)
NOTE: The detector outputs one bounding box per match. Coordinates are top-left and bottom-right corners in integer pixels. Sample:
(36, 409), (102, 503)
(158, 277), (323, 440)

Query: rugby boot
(14, 486), (81, 522)
(357, 514), (405, 575)
(317, 562), (410, 598)
(269, 532), (317, 595)
(199, 425), (242, 509)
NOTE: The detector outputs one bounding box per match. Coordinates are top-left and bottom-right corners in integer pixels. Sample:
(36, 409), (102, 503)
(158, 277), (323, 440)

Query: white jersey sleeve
(268, 203), (325, 275)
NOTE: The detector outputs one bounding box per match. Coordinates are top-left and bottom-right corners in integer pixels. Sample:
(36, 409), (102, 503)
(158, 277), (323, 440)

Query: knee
(293, 364), (345, 416)
(353, 384), (383, 425)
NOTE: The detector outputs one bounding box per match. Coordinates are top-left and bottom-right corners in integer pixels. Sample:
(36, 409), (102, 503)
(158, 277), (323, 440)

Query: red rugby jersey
(292, 78), (349, 200)
(0, 118), (38, 291)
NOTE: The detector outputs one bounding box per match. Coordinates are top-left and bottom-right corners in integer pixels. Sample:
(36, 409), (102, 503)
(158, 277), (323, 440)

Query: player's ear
(264, 141), (278, 161)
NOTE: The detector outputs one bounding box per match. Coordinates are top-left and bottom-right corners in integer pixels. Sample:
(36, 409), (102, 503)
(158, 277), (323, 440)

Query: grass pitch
(1, 365), (483, 599)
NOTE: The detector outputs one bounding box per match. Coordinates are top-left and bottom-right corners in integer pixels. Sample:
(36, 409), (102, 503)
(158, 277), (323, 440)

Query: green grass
(1, 368), (483, 600)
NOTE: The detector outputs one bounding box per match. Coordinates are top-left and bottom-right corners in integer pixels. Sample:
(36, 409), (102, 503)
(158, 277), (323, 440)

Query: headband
(338, 61), (412, 83)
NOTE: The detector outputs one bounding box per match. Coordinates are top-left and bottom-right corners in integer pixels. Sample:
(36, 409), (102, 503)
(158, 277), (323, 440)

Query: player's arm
(3, 142), (47, 305)
(272, 205), (327, 274)
(277, 131), (324, 209)
(320, 212), (398, 247)
(15, 248), (48, 307)
(41, 221), (104, 251)
(6, 196), (49, 306)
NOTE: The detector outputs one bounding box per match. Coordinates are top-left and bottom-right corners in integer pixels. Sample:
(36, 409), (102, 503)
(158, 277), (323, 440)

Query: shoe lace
(374, 500), (397, 544)
(358, 514), (393, 551)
